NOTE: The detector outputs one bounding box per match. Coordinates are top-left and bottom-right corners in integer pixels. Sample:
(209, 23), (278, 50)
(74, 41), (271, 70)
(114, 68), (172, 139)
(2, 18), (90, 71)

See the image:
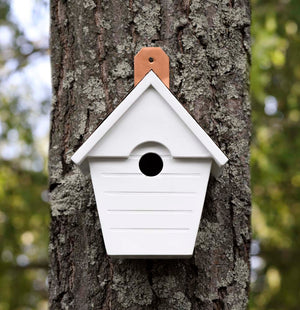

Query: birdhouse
(72, 48), (228, 258)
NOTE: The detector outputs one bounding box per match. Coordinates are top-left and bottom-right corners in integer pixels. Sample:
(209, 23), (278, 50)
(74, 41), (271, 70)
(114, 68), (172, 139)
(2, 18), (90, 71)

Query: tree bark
(48, 0), (251, 309)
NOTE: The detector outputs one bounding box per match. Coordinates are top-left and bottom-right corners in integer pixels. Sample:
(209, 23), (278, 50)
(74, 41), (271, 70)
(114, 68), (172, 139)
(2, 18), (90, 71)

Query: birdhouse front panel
(89, 142), (212, 257)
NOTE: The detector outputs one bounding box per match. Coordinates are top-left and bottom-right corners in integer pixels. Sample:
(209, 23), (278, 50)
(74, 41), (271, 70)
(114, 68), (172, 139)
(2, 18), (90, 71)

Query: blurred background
(0, 0), (299, 309)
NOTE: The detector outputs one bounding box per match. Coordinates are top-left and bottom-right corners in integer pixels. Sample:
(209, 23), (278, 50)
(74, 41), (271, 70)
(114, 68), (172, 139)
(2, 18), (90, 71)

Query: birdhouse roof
(71, 71), (228, 177)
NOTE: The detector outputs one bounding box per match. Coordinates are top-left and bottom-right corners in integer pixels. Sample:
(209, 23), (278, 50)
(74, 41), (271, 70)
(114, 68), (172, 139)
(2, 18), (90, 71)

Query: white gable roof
(72, 71), (228, 177)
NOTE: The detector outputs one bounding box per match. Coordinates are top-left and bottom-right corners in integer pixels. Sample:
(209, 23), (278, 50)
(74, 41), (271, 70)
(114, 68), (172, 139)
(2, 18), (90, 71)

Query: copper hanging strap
(134, 47), (169, 88)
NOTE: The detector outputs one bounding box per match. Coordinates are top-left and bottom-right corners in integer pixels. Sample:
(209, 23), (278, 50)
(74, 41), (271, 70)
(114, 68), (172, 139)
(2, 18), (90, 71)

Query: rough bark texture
(48, 0), (251, 309)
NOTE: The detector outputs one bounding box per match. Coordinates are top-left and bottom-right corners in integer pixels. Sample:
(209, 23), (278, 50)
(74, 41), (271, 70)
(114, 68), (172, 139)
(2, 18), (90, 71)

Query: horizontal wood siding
(89, 157), (211, 256)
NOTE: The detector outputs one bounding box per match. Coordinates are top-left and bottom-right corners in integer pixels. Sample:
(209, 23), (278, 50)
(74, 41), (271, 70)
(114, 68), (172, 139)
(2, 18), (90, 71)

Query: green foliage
(0, 1), (50, 309)
(250, 0), (300, 308)
(0, 162), (49, 310)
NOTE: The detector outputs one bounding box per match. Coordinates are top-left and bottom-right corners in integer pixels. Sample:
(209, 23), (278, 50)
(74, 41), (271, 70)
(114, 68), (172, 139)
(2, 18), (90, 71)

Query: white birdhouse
(72, 48), (228, 258)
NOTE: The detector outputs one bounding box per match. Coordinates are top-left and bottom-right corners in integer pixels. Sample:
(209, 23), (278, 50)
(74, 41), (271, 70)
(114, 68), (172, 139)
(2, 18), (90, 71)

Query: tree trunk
(48, 0), (251, 309)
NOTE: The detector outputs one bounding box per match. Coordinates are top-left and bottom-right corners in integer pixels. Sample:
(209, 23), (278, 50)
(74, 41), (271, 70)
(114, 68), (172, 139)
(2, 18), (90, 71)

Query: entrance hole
(139, 152), (163, 177)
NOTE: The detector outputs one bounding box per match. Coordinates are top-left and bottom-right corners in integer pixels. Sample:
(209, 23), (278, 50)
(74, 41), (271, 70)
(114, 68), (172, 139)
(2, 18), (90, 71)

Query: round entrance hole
(139, 152), (163, 177)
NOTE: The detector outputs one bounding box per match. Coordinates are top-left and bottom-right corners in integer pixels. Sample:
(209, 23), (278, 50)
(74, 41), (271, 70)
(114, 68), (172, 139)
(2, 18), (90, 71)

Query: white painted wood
(71, 71), (229, 257)
(89, 87), (211, 158)
(71, 71), (228, 177)
(88, 143), (212, 257)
